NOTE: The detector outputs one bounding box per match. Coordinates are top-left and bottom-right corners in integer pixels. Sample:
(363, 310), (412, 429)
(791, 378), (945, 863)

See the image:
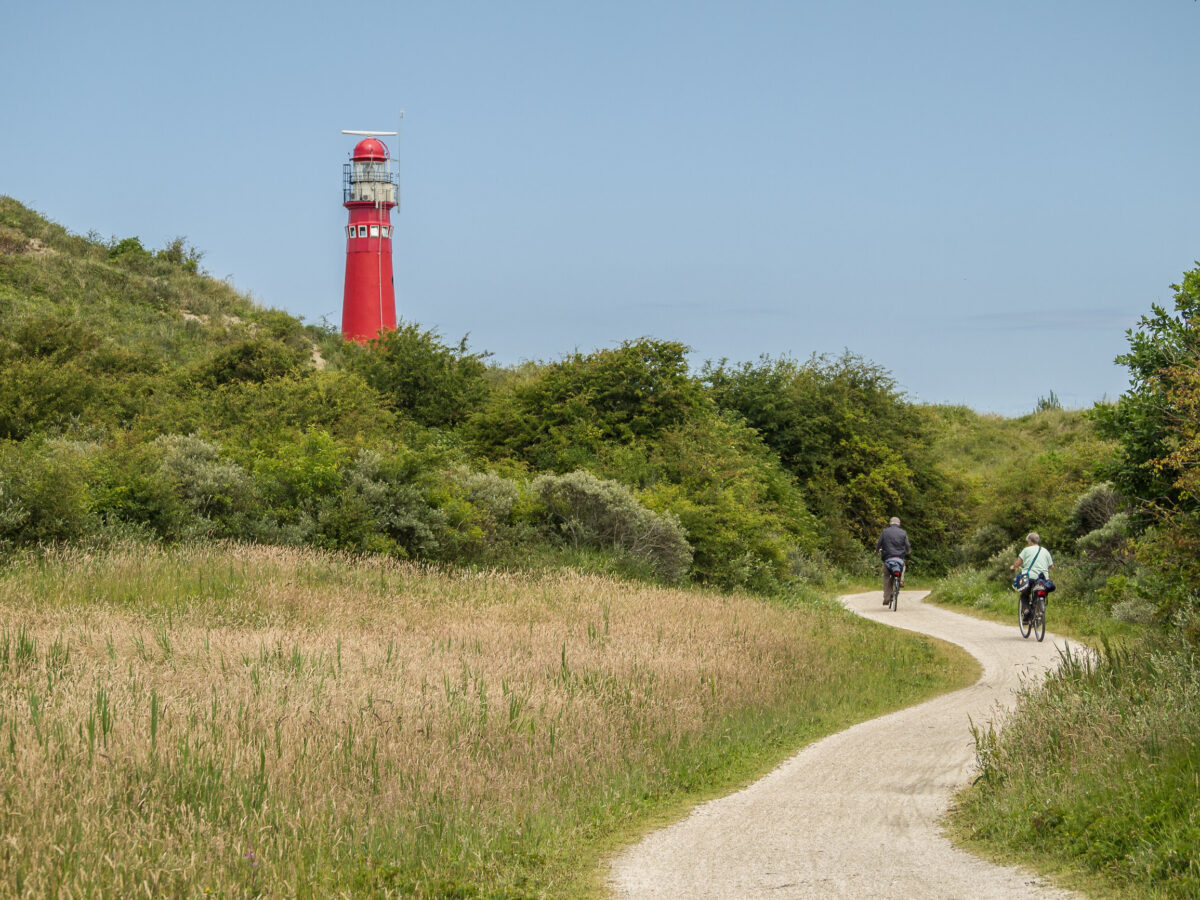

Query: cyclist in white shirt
(1010, 532), (1054, 624)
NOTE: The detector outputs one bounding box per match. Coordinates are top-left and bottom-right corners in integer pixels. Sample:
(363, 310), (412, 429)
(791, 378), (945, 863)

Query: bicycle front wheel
(1033, 597), (1046, 642)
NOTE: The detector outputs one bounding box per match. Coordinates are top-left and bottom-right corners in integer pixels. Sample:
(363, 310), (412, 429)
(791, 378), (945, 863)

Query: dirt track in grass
(609, 589), (1085, 899)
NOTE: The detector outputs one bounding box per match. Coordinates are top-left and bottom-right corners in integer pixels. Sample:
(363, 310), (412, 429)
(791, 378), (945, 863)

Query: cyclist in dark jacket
(876, 517), (911, 605)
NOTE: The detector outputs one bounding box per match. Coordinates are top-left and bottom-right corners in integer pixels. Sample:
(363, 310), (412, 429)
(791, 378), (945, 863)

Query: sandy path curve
(609, 590), (1085, 899)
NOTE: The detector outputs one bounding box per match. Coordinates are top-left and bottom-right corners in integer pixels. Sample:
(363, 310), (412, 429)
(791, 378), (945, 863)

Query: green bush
(468, 338), (707, 470)
(532, 470), (693, 582)
(0, 439), (97, 547)
(156, 237), (204, 274)
(192, 339), (306, 388)
(931, 567), (1003, 610)
(106, 236), (152, 264)
(452, 469), (521, 524)
(631, 413), (818, 590)
(154, 434), (260, 535)
(171, 371), (397, 452)
(89, 439), (200, 540)
(315, 448), (448, 558)
(347, 322), (489, 428)
(959, 524), (1011, 567)
(1070, 482), (1122, 537)
(1075, 512), (1132, 560)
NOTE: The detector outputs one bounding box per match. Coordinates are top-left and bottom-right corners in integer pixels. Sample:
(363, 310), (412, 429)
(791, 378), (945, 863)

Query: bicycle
(1018, 578), (1049, 642)
(883, 557), (904, 611)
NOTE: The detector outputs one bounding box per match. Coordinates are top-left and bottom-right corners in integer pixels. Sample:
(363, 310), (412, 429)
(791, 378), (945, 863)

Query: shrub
(986, 541), (1022, 581)
(630, 413), (818, 590)
(532, 471), (692, 582)
(156, 237), (204, 274)
(0, 357), (101, 440)
(186, 372), (398, 450)
(933, 567), (1001, 609)
(0, 439), (97, 547)
(959, 524), (1011, 568)
(1070, 482), (1122, 537)
(452, 469), (521, 524)
(253, 428), (349, 543)
(154, 434), (260, 534)
(89, 440), (200, 540)
(193, 339), (306, 388)
(788, 548), (834, 585)
(468, 339), (707, 470)
(107, 236), (152, 264)
(1075, 512), (1132, 561)
(348, 323), (489, 428)
(314, 448), (450, 558)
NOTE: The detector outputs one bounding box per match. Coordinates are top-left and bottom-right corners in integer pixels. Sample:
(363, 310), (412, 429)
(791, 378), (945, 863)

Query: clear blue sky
(3, 1), (1198, 415)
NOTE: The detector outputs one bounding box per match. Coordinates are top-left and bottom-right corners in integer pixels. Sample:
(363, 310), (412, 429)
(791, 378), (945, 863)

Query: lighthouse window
(369, 225), (379, 237)
(381, 226), (390, 237)
(357, 226), (368, 238)
(346, 226), (354, 238)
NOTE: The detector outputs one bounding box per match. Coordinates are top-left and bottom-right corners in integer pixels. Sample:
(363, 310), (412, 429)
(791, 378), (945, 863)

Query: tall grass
(954, 632), (1200, 898)
(0, 542), (974, 897)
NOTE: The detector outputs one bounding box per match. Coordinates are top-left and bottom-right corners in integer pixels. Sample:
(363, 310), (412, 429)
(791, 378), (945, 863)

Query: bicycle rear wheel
(1019, 598), (1032, 638)
(889, 582), (899, 611)
(1033, 597), (1046, 642)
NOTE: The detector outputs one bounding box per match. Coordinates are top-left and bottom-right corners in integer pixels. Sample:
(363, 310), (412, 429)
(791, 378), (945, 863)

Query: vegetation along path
(609, 590), (1084, 899)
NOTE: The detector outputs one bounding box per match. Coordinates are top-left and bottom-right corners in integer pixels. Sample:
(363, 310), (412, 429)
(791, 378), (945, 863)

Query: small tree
(157, 236), (205, 273)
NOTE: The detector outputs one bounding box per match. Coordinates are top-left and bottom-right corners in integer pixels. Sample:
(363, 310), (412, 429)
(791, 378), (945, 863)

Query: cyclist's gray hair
(1026, 532), (1041, 544)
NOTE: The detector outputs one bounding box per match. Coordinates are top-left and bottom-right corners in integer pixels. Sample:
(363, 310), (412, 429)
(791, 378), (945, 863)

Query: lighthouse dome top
(350, 137), (390, 161)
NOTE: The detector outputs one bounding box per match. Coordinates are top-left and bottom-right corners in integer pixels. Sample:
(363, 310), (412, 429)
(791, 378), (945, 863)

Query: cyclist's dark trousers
(1019, 584), (1034, 619)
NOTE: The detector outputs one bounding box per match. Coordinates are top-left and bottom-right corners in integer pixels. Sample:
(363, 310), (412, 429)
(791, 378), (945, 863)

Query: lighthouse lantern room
(341, 130), (400, 342)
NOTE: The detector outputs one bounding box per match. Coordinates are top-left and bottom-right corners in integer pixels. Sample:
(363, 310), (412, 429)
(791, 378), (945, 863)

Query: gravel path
(608, 590), (1085, 899)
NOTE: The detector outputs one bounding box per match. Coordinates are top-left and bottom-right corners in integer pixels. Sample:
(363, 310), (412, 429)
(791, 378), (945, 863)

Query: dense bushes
(705, 353), (965, 572)
(0, 194), (1020, 590)
(466, 340), (823, 589)
(467, 338), (708, 471)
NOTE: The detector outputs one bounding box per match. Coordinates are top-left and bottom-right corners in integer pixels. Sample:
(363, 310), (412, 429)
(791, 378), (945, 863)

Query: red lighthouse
(341, 130), (400, 342)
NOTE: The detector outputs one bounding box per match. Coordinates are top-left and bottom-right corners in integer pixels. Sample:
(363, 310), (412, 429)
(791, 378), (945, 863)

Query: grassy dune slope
(0, 543), (976, 898)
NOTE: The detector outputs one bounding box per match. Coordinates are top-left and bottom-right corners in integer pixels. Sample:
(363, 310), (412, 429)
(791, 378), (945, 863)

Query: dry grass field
(0, 542), (974, 897)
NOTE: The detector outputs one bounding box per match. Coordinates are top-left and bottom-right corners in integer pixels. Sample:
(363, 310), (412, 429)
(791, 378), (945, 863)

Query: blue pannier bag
(884, 557), (905, 575)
